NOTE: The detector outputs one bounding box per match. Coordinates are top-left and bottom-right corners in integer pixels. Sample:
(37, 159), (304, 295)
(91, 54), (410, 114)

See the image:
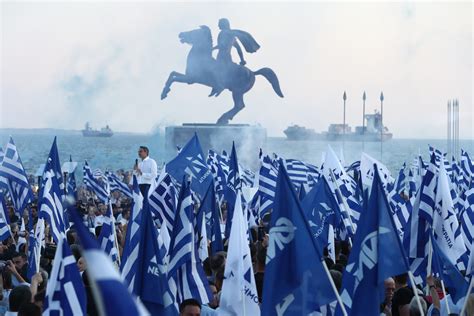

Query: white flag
(433, 163), (466, 265)
(219, 192), (260, 316)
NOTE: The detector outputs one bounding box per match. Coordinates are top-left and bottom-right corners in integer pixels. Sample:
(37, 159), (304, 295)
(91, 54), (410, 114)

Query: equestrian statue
(161, 18), (284, 125)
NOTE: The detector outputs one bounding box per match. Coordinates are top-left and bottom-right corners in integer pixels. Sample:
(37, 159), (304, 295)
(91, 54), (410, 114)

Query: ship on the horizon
(82, 122), (114, 137)
(284, 111), (392, 142)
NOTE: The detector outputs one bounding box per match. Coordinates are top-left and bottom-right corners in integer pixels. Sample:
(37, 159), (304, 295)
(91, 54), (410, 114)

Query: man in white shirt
(134, 146), (158, 199)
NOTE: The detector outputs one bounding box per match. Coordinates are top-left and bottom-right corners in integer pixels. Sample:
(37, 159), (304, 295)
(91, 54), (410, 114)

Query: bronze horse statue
(161, 25), (284, 125)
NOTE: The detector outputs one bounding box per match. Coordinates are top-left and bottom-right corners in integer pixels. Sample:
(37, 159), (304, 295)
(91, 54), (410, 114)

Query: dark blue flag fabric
(224, 142), (241, 239)
(199, 183), (223, 255)
(137, 199), (178, 315)
(261, 164), (336, 316)
(340, 167), (410, 316)
(165, 134), (212, 199)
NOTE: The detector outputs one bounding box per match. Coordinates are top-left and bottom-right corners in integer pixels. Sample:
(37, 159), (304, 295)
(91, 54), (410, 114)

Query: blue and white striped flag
(257, 155), (278, 216)
(98, 203), (119, 264)
(0, 194), (11, 241)
(461, 181), (474, 256)
(0, 137), (33, 214)
(207, 150), (227, 203)
(43, 236), (87, 316)
(149, 173), (177, 232)
(167, 179), (211, 305)
(107, 172), (132, 198)
(121, 176), (144, 293)
(70, 204), (149, 316)
(83, 161), (109, 203)
(39, 138), (67, 243)
(284, 158), (319, 190)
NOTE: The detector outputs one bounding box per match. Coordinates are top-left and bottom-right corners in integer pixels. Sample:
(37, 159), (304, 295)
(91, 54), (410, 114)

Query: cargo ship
(284, 111), (392, 141)
(82, 122), (113, 137)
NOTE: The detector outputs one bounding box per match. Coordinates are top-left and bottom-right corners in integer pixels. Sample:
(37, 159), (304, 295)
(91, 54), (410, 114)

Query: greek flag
(66, 157), (77, 201)
(148, 173), (177, 232)
(224, 143), (241, 239)
(83, 161), (109, 203)
(461, 149), (474, 185)
(121, 176), (144, 293)
(107, 172), (132, 198)
(461, 182), (474, 255)
(340, 167), (410, 316)
(257, 155), (278, 216)
(284, 158), (319, 190)
(0, 194), (11, 241)
(43, 236), (87, 316)
(27, 217), (45, 280)
(69, 204), (149, 316)
(167, 179), (211, 305)
(38, 138), (67, 243)
(207, 150), (227, 203)
(219, 191), (260, 316)
(240, 164), (255, 187)
(98, 203), (119, 264)
(0, 137), (33, 214)
(418, 154), (438, 224)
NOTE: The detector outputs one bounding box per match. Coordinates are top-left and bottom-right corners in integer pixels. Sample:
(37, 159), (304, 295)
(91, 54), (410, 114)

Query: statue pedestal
(165, 123), (266, 167)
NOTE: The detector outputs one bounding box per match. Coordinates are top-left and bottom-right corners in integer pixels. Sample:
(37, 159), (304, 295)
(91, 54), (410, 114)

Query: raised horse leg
(161, 71), (193, 100)
(216, 92), (245, 125)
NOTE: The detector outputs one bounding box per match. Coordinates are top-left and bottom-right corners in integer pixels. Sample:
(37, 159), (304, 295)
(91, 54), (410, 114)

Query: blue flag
(339, 166), (410, 316)
(261, 164), (336, 316)
(200, 183), (223, 255)
(165, 134), (212, 199)
(224, 142), (241, 239)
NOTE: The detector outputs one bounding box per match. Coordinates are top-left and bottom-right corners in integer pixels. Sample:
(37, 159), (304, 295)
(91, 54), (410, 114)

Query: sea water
(0, 132), (472, 178)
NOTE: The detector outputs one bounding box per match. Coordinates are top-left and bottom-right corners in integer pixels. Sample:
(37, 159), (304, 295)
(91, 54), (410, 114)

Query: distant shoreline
(0, 128), (149, 136)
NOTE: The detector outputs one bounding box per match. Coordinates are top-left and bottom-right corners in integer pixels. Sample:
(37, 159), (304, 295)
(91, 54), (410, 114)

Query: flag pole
(439, 280), (451, 315)
(460, 277), (474, 316)
(321, 259), (348, 316)
(408, 271), (425, 316)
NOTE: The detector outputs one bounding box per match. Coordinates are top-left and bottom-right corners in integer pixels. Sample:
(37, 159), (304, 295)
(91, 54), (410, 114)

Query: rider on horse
(210, 18), (260, 97)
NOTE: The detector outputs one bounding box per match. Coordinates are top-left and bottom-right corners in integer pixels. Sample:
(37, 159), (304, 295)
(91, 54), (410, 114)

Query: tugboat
(284, 111), (392, 141)
(82, 122), (113, 137)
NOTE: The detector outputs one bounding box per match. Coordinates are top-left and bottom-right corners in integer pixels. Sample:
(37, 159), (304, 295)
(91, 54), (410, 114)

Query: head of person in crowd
(210, 252), (226, 275)
(8, 285), (31, 312)
(384, 277), (396, 305)
(18, 302), (41, 316)
(33, 290), (45, 310)
(12, 252), (27, 273)
(77, 257), (87, 273)
(208, 281), (219, 309)
(138, 146), (149, 160)
(409, 296), (426, 316)
(394, 273), (409, 290)
(66, 228), (77, 245)
(179, 298), (201, 316)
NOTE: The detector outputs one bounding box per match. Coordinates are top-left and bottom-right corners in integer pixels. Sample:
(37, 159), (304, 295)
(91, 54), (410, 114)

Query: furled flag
(224, 142), (241, 239)
(43, 236), (87, 315)
(69, 205), (149, 316)
(339, 167), (410, 316)
(201, 184), (223, 256)
(97, 203), (119, 264)
(165, 134), (212, 199)
(207, 150), (227, 203)
(0, 136), (33, 214)
(121, 176), (145, 293)
(148, 173), (177, 232)
(167, 179), (211, 305)
(0, 194), (12, 242)
(261, 164), (337, 316)
(219, 191), (260, 316)
(38, 138), (67, 243)
(83, 161), (109, 203)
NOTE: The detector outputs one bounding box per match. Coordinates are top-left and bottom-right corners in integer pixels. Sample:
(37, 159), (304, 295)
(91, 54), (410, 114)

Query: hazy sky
(1, 1), (473, 139)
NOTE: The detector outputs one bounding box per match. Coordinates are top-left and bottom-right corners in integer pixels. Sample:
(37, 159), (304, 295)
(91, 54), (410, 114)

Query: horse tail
(254, 68), (284, 98)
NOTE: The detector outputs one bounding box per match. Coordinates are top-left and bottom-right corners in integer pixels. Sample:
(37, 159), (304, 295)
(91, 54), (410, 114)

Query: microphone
(135, 159), (138, 167)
